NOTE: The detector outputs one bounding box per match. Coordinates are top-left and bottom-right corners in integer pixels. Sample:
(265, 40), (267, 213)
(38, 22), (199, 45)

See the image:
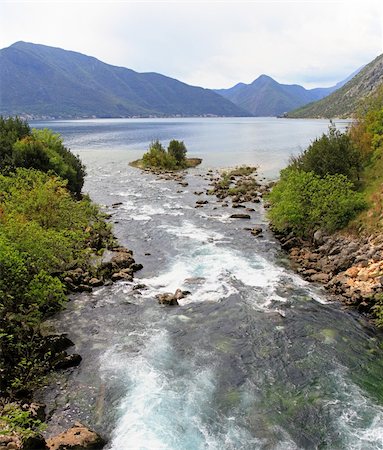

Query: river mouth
(39, 164), (383, 450)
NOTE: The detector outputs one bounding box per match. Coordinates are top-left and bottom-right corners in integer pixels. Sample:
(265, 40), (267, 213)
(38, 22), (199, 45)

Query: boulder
(310, 273), (330, 283)
(110, 252), (134, 270)
(196, 200), (208, 205)
(78, 284), (92, 293)
(42, 334), (74, 354)
(131, 263), (143, 272)
(156, 289), (190, 306)
(54, 353), (82, 370)
(89, 278), (103, 287)
(111, 271), (133, 282)
(47, 422), (105, 450)
(156, 293), (179, 306)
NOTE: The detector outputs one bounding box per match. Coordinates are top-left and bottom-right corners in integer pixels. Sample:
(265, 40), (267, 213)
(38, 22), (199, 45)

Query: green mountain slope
(288, 54), (383, 118)
(0, 42), (249, 118)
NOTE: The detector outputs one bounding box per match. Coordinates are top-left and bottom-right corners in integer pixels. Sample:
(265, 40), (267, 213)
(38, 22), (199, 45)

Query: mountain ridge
(287, 54), (383, 118)
(214, 70), (360, 117)
(0, 41), (249, 118)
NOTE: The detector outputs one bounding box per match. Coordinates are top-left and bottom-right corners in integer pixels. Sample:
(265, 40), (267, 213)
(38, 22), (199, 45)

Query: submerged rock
(230, 213), (251, 219)
(251, 226), (263, 236)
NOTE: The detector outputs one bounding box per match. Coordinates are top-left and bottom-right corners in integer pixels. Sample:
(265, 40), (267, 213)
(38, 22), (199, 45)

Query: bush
(168, 139), (187, 163)
(32, 129), (86, 197)
(267, 169), (366, 237)
(141, 139), (187, 170)
(289, 125), (362, 184)
(0, 117), (31, 171)
(0, 118), (85, 197)
(0, 169), (110, 272)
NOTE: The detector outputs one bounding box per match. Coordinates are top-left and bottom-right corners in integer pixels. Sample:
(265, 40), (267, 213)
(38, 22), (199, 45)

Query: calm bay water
(32, 117), (348, 177)
(34, 118), (383, 450)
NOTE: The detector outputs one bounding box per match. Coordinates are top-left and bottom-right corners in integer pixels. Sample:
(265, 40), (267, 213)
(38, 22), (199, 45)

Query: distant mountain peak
(215, 68), (365, 117)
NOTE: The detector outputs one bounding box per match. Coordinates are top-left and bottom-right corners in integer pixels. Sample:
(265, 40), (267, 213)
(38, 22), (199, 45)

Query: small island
(130, 139), (202, 171)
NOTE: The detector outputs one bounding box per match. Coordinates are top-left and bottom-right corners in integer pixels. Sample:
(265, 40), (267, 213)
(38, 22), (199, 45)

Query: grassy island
(130, 139), (202, 171)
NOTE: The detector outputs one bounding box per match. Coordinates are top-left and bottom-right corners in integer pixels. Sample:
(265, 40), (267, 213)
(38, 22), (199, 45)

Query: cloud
(0, 0), (381, 88)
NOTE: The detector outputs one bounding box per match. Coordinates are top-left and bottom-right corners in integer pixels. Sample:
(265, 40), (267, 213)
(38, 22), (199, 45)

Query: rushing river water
(34, 118), (383, 449)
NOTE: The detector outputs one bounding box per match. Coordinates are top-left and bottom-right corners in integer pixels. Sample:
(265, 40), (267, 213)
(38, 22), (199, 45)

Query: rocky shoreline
(1, 244), (142, 450)
(205, 166), (383, 324)
(275, 229), (383, 319)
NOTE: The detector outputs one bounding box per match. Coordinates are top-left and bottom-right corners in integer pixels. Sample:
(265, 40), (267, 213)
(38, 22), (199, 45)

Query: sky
(0, 0), (382, 89)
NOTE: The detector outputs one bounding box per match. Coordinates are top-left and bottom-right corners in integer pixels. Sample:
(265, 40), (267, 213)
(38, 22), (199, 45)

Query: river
(33, 118), (383, 449)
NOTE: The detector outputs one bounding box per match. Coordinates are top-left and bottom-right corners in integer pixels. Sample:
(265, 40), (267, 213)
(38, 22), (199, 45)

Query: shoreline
(274, 229), (383, 322)
(207, 167), (383, 326)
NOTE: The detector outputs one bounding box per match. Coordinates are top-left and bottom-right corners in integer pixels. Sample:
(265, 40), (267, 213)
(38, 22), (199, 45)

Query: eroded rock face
(46, 422), (105, 450)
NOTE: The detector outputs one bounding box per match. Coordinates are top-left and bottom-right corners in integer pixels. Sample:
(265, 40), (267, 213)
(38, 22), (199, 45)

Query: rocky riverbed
(19, 163), (383, 450)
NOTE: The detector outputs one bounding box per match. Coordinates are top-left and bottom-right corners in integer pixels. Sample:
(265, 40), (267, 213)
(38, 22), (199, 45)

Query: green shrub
(0, 403), (46, 439)
(289, 125), (362, 184)
(32, 129), (86, 197)
(0, 117), (31, 171)
(141, 139), (187, 170)
(0, 118), (85, 197)
(168, 139), (187, 163)
(267, 169), (366, 237)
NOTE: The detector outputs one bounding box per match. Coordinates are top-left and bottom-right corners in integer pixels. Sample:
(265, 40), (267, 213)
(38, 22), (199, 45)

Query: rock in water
(251, 226), (263, 236)
(156, 288), (190, 306)
(156, 293), (179, 306)
(229, 213), (251, 219)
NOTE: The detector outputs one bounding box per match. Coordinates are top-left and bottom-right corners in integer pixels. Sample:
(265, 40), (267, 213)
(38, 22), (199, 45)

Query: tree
(289, 125), (362, 185)
(167, 140), (187, 163)
(0, 116), (31, 171)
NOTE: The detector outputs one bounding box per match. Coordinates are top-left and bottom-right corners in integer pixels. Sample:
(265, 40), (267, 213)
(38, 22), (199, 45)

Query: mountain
(215, 71), (360, 117)
(0, 42), (249, 118)
(287, 55), (383, 118)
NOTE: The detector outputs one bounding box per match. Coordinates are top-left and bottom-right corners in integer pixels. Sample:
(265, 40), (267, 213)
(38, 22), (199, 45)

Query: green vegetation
(0, 118), (113, 413)
(289, 124), (362, 185)
(268, 169), (365, 237)
(132, 139), (202, 171)
(141, 140), (181, 170)
(0, 117), (85, 197)
(267, 118), (377, 238)
(348, 87), (383, 232)
(0, 402), (46, 441)
(269, 87), (383, 325)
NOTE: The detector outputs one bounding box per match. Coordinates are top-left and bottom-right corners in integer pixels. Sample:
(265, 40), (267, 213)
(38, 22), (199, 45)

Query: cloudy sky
(0, 0), (382, 89)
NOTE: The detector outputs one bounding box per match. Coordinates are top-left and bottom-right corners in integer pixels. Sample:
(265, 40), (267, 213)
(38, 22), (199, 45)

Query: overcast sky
(0, 0), (382, 89)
